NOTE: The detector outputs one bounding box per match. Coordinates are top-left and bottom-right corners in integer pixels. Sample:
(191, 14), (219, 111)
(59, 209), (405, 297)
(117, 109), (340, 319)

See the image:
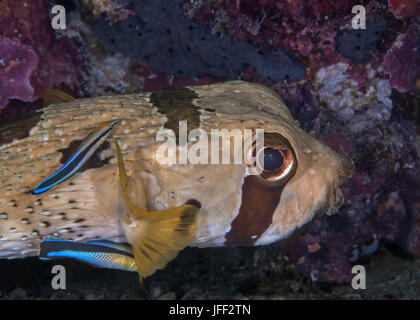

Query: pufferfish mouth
(225, 132), (299, 246)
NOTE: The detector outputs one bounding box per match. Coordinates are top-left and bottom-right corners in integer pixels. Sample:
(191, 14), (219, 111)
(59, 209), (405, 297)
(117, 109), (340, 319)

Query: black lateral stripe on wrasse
(149, 87), (200, 144)
(0, 110), (43, 145)
(29, 120), (117, 196)
(58, 140), (112, 169)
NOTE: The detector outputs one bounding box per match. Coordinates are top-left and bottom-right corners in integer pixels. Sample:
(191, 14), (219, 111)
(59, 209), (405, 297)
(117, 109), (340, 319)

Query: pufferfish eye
(250, 132), (297, 183)
(257, 147), (284, 171)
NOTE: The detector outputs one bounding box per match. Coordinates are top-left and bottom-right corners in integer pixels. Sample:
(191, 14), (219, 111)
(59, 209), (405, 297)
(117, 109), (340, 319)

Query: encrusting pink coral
(0, 37), (39, 109)
(0, 0), (81, 113)
(388, 0), (420, 19)
(383, 24), (420, 93)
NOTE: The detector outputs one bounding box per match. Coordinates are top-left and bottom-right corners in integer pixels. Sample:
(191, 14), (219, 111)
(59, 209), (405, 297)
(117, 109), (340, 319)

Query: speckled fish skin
(0, 81), (353, 259)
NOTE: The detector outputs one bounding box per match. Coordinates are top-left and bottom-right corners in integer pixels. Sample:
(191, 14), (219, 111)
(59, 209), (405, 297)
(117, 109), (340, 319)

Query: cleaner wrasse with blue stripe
(0, 81), (354, 281)
(30, 119), (118, 196)
(39, 239), (137, 272)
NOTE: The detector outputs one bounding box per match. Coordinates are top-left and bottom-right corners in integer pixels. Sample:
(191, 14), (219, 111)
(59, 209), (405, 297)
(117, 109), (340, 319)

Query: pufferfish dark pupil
(259, 147), (284, 171)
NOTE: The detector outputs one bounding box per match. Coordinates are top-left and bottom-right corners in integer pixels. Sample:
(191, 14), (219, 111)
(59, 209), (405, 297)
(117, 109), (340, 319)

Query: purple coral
(388, 0), (420, 19)
(0, 38), (39, 109)
(383, 24), (420, 93)
(0, 0), (81, 115)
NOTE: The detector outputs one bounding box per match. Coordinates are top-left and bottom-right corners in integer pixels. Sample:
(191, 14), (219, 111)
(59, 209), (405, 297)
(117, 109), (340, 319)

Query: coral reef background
(0, 0), (419, 299)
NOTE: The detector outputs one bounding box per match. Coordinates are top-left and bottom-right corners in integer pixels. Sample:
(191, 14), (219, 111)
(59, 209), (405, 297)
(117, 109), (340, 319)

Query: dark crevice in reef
(93, 0), (305, 83)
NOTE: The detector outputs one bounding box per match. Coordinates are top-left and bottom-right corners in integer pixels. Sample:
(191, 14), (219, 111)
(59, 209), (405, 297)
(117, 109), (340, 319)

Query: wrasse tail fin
(39, 239), (137, 272)
(29, 119), (118, 196)
(42, 88), (75, 107)
(115, 141), (200, 284)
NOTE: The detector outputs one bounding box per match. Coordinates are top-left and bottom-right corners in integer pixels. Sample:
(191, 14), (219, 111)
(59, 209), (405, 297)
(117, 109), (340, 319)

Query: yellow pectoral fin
(115, 140), (200, 283)
(131, 204), (199, 281)
(115, 141), (132, 210)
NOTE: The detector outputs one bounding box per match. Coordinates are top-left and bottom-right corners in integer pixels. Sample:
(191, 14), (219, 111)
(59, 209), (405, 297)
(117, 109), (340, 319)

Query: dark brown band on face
(224, 132), (298, 246)
(224, 176), (285, 246)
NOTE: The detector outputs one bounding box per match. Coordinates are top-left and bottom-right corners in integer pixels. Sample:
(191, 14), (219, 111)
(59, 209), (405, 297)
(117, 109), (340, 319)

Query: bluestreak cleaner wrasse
(29, 119), (118, 196)
(0, 81), (354, 281)
(39, 239), (136, 271)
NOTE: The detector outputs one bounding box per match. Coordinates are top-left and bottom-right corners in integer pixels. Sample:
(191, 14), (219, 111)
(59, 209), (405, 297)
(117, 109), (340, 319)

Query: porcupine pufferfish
(0, 81), (353, 282)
